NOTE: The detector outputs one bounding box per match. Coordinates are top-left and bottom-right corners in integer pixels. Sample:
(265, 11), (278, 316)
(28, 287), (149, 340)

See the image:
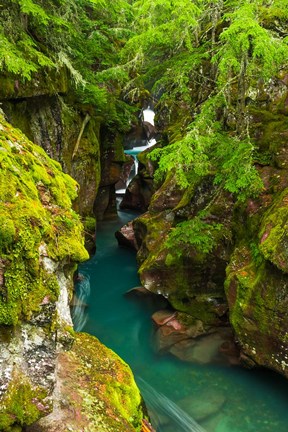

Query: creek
(73, 208), (288, 432)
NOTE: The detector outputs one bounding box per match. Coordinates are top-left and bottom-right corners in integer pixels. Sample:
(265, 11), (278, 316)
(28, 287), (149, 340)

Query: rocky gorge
(0, 1), (288, 431)
(117, 71), (288, 377)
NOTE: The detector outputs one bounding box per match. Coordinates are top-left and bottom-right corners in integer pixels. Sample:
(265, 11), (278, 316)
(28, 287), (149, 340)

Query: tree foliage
(129, 0), (288, 198)
(117, 0), (288, 251)
(0, 0), (134, 128)
(1, 0), (288, 253)
(166, 215), (223, 257)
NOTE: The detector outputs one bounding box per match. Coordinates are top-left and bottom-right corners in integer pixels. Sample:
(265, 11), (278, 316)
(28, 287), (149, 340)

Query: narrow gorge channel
(74, 208), (288, 432)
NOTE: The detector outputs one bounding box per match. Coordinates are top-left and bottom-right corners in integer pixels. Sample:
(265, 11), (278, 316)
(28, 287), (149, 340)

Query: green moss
(248, 107), (288, 157)
(83, 216), (96, 231)
(0, 68), (68, 100)
(225, 244), (286, 337)
(169, 294), (216, 322)
(0, 114), (88, 325)
(259, 188), (288, 272)
(0, 371), (48, 429)
(60, 332), (144, 431)
(0, 213), (15, 251)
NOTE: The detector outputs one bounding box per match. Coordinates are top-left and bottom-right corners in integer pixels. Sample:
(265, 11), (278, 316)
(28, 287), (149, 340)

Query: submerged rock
(178, 389), (226, 422)
(152, 311), (240, 366)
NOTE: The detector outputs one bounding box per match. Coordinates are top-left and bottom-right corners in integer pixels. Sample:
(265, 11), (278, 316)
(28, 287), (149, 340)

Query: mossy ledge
(0, 113), (88, 326)
(27, 333), (144, 432)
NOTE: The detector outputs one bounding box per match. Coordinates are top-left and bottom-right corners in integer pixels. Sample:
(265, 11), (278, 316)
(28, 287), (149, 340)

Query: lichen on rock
(26, 333), (144, 432)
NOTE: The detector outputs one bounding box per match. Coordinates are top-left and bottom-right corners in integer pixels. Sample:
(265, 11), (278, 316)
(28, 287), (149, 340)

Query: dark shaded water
(74, 209), (288, 432)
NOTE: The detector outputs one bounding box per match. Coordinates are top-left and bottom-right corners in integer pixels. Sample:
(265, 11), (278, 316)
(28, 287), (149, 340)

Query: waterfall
(115, 106), (157, 196)
(138, 378), (207, 432)
(71, 273), (90, 331)
(124, 138), (156, 187)
(141, 106), (155, 126)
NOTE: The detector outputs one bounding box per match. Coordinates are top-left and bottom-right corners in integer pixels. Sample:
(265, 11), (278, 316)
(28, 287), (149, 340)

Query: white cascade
(137, 378), (207, 432)
(71, 273), (90, 331)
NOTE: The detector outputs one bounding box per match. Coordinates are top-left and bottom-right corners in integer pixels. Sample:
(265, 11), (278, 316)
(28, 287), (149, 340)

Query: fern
(12, 0), (49, 24)
(166, 215), (223, 256)
(214, 135), (264, 201)
(0, 30), (53, 79)
(213, 1), (288, 86)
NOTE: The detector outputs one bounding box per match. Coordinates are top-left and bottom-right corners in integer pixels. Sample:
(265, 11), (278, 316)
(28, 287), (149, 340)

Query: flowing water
(74, 209), (288, 432)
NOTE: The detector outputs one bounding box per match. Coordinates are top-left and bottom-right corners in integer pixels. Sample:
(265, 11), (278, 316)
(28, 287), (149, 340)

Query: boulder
(152, 311), (239, 365)
(115, 221), (139, 250)
(26, 333), (144, 432)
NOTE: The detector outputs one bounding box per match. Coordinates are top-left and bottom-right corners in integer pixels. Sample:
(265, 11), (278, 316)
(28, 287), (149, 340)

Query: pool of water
(75, 210), (288, 432)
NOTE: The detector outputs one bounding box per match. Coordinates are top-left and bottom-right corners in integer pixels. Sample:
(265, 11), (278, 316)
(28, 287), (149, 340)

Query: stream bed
(74, 209), (288, 432)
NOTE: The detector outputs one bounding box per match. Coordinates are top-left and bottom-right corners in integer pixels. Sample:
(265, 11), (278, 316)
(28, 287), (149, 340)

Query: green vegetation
(166, 215), (223, 256)
(58, 332), (144, 431)
(0, 115), (88, 325)
(1, 0), (287, 177)
(0, 0), (135, 129)
(118, 0), (288, 253)
(0, 371), (48, 430)
(0, 0), (287, 404)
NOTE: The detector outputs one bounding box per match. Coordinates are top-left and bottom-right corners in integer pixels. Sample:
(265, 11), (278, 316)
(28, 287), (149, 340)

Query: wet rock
(124, 123), (148, 149)
(152, 310), (179, 327)
(170, 330), (239, 365)
(120, 144), (158, 212)
(149, 173), (185, 212)
(133, 185), (234, 317)
(225, 244), (288, 377)
(152, 311), (240, 365)
(115, 221), (138, 250)
(125, 286), (152, 296)
(115, 155), (134, 192)
(0, 116), (88, 428)
(120, 174), (154, 212)
(259, 187), (288, 273)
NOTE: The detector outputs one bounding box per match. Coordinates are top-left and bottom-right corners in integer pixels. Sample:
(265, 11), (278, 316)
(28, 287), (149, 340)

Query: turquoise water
(75, 209), (288, 432)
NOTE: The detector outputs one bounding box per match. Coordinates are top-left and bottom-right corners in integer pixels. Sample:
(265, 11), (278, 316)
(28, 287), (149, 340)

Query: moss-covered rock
(0, 115), (88, 325)
(2, 96), (101, 219)
(0, 115), (89, 429)
(0, 69), (68, 100)
(0, 368), (49, 431)
(225, 244), (288, 376)
(128, 71), (288, 377)
(26, 333), (144, 432)
(133, 183), (234, 321)
(259, 188), (288, 273)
